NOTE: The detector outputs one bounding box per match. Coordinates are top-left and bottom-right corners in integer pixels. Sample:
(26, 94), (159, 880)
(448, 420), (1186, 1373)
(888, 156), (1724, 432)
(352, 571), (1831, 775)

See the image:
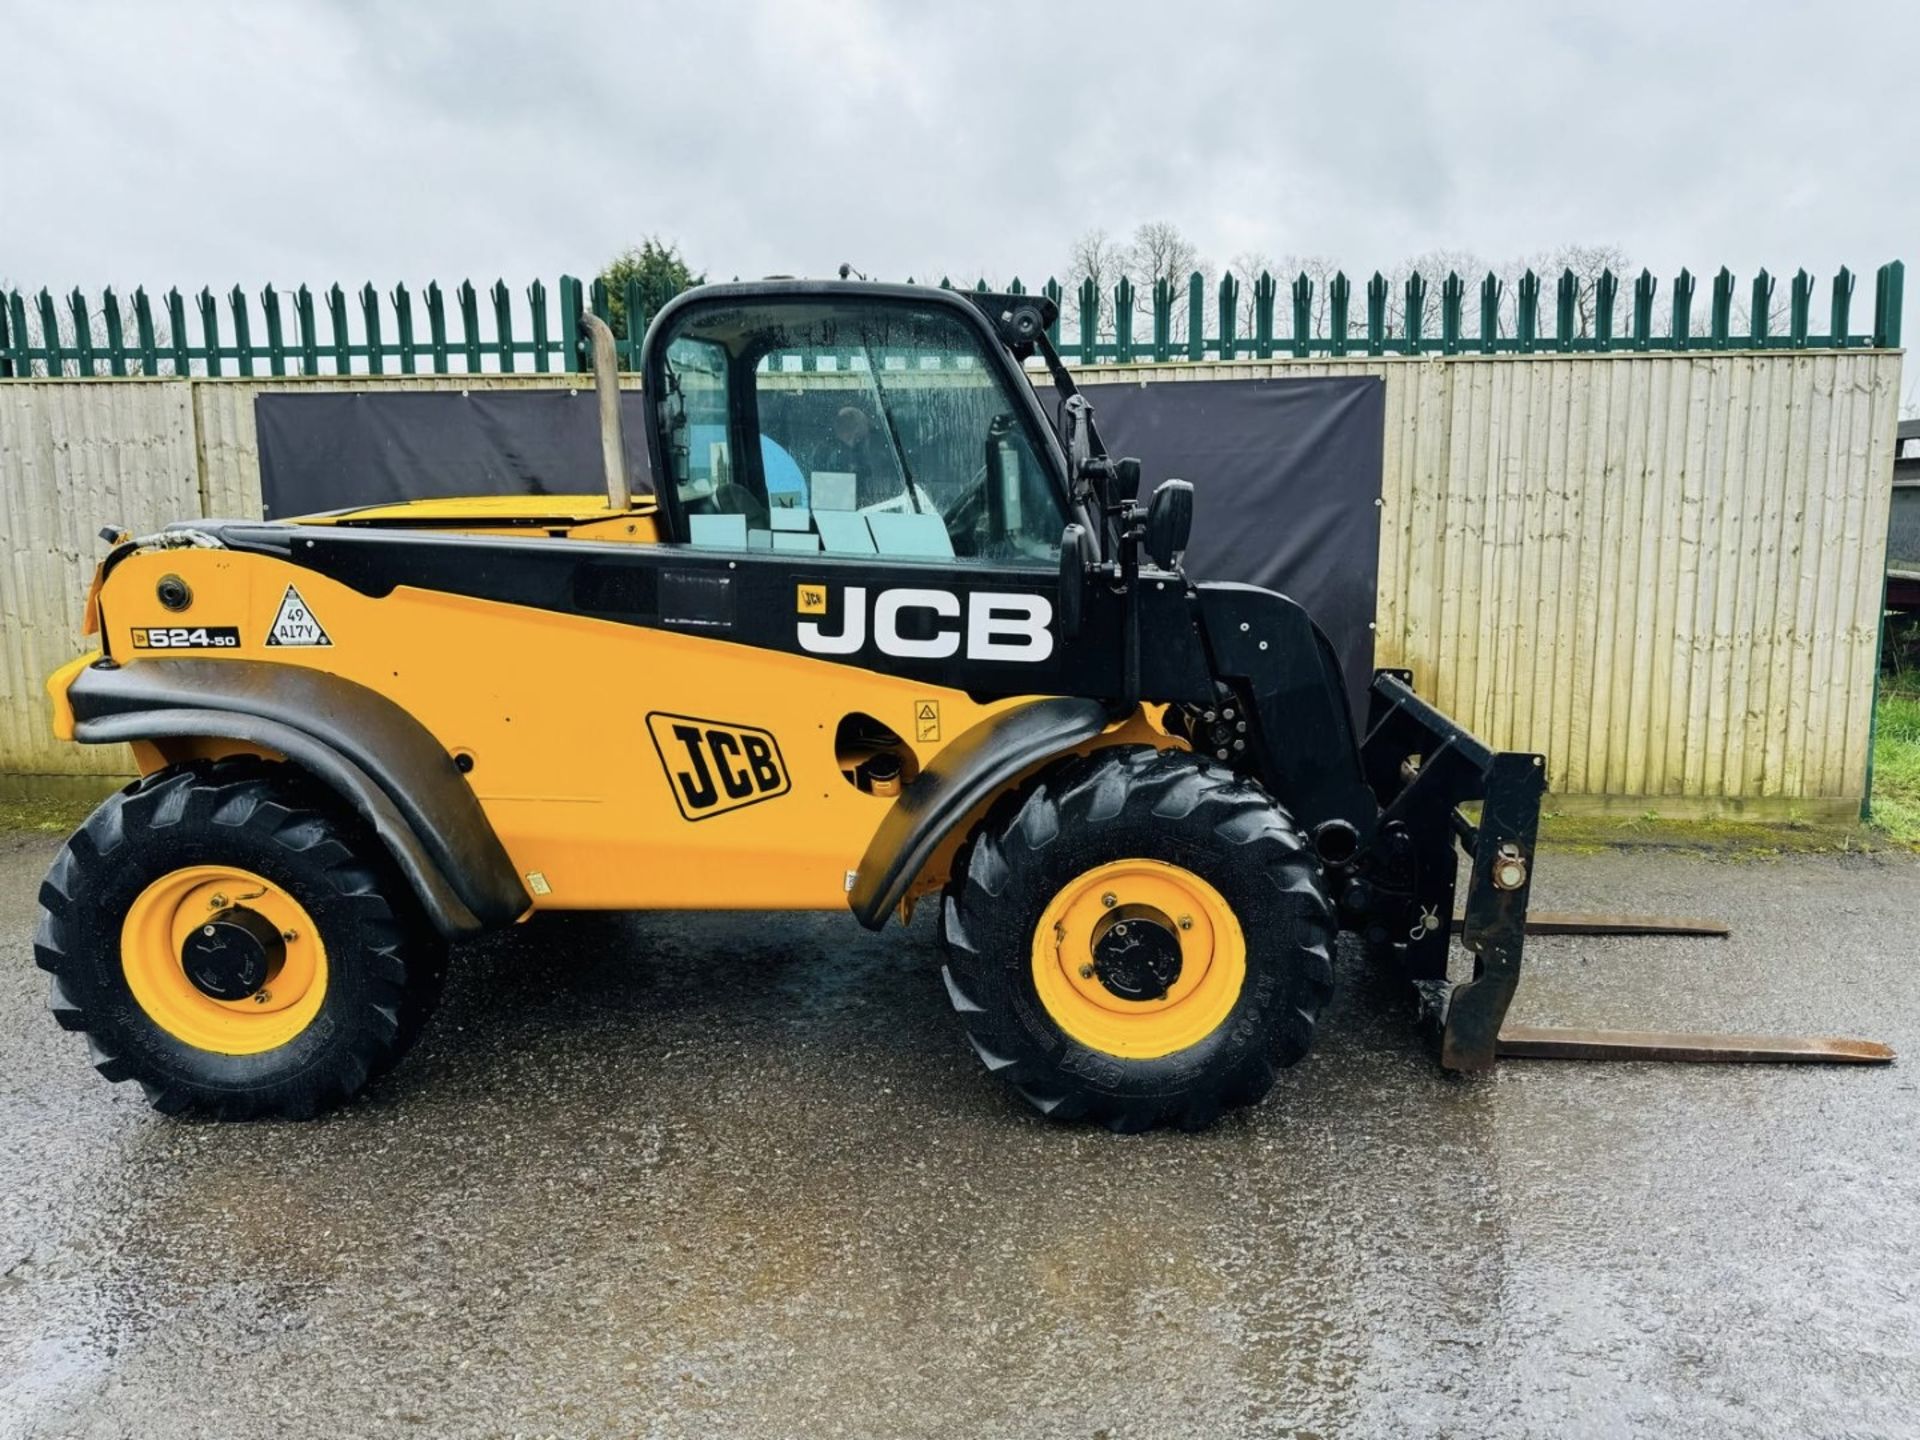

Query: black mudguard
(66, 658), (529, 937)
(848, 697), (1112, 929)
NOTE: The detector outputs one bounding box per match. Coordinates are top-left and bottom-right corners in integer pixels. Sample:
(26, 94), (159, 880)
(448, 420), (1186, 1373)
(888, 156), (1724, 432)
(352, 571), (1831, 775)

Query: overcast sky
(5, 1), (1918, 367)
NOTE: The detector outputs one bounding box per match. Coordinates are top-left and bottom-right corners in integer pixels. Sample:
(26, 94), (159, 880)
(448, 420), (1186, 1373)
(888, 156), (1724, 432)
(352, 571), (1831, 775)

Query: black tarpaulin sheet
(1069, 375), (1384, 716)
(255, 376), (1383, 709)
(255, 390), (653, 519)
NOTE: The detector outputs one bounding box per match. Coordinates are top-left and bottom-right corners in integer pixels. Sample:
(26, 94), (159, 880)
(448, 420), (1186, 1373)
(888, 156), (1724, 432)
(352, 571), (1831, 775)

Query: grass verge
(1869, 686), (1920, 846)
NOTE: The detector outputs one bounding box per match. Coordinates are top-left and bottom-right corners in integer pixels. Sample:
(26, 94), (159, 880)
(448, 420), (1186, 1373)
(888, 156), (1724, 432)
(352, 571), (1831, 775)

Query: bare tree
(1063, 228), (1125, 342)
(1127, 222), (1210, 341)
(1542, 243), (1633, 337)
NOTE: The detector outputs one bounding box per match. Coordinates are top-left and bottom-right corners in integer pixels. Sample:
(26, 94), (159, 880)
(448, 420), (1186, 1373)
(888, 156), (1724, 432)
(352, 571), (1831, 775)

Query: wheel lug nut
(1078, 964), (1095, 979)
(1178, 915), (1193, 930)
(281, 929), (298, 943)
(208, 894), (227, 910)
(1101, 892), (1116, 908)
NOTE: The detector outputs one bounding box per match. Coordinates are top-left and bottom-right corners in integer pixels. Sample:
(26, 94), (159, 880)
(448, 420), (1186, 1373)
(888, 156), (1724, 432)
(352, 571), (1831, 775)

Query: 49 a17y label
(130, 625), (240, 650)
(645, 712), (790, 821)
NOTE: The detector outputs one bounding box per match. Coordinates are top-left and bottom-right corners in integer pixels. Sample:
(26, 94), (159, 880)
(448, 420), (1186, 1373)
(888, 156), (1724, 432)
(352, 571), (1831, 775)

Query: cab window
(656, 299), (1066, 566)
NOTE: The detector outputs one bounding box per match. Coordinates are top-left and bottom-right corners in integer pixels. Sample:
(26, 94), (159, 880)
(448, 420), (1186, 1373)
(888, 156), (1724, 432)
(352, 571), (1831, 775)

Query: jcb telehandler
(33, 281), (1887, 1130)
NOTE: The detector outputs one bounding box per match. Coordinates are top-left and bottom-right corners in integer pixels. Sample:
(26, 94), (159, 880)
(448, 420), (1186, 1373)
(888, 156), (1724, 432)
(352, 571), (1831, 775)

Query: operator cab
(643, 285), (1074, 568)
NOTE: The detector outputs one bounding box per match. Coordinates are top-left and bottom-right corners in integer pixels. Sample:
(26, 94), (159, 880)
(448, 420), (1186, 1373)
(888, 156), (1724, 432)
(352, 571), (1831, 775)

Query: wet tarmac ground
(2, 825), (1917, 1438)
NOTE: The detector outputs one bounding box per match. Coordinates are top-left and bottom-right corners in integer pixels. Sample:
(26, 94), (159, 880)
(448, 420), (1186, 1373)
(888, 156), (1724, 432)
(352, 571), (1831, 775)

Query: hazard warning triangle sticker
(265, 585), (332, 647)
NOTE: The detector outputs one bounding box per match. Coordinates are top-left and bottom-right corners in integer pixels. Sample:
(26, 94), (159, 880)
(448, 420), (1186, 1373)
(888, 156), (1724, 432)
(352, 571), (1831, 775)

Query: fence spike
(326, 283), (349, 374)
(557, 275), (584, 371)
(1218, 272), (1239, 360)
(196, 288), (221, 377)
(1042, 277), (1062, 347)
(69, 289), (96, 376)
(1366, 272), (1387, 355)
(1077, 276), (1098, 362)
(526, 279), (548, 374)
(169, 288), (191, 375)
(360, 283), (383, 376)
(102, 287), (128, 376)
(391, 283), (415, 375)
(426, 281), (449, 374)
(1291, 272), (1313, 358)
(493, 280), (515, 374)
(1329, 272), (1350, 357)
(1789, 268), (1811, 348)
(621, 276), (644, 368)
(1671, 267), (1695, 350)
(3, 290), (27, 376)
(291, 285), (316, 374)
(1828, 265), (1854, 346)
(1442, 272), (1464, 354)
(1873, 260), (1904, 348)
(260, 285), (286, 377)
(1594, 269), (1617, 347)
(1253, 270), (1275, 358)
(1007, 275), (1025, 296)
(458, 281), (482, 371)
(1186, 272), (1204, 360)
(1405, 271), (1428, 354)
(1514, 270), (1539, 352)
(1479, 271), (1502, 352)
(133, 286), (158, 375)
(1555, 269), (1576, 350)
(1750, 269), (1773, 346)
(229, 285), (254, 377)
(1152, 277), (1173, 362)
(1632, 269), (1656, 350)
(1113, 276), (1135, 364)
(1710, 267), (1733, 348)
(37, 290), (64, 377)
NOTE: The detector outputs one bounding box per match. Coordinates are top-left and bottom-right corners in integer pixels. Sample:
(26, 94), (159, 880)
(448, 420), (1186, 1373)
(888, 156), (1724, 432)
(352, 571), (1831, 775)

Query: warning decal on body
(266, 585), (332, 647)
(914, 700), (940, 743)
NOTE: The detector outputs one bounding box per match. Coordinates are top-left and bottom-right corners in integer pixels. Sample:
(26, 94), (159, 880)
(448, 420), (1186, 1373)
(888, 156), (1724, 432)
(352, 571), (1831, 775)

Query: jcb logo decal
(645, 712), (790, 821)
(796, 585), (1053, 663)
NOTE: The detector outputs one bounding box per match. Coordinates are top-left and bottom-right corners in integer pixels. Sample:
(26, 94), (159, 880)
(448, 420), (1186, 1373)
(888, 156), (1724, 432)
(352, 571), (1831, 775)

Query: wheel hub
(180, 905), (285, 1001)
(1090, 905), (1184, 1001)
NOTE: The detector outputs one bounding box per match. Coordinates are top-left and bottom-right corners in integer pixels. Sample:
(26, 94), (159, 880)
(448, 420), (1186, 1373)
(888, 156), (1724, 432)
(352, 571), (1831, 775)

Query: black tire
(939, 746), (1335, 1133)
(34, 758), (446, 1119)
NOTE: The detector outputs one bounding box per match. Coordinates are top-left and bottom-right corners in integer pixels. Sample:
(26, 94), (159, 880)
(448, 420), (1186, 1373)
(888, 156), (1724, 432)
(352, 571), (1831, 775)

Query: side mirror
(1110, 457), (1143, 506)
(1059, 394), (1094, 480)
(1143, 480), (1194, 570)
(1057, 523), (1088, 639)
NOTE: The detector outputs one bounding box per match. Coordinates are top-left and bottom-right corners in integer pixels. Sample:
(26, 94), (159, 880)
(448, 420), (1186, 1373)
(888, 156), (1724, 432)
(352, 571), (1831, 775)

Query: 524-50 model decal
(645, 712), (791, 821)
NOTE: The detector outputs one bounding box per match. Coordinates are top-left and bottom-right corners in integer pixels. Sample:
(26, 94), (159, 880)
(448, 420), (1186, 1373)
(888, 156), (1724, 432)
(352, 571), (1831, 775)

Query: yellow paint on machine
(77, 546), (1057, 913)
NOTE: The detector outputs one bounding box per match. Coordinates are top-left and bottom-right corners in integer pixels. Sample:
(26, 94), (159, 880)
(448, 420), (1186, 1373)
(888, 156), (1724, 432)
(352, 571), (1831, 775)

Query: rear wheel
(939, 746), (1335, 1132)
(35, 759), (446, 1119)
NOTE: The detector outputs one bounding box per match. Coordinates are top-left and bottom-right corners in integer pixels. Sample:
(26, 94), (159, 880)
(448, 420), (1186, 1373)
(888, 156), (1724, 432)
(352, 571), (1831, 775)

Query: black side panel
(849, 697), (1112, 929)
(1196, 582), (1376, 834)
(67, 659), (528, 935)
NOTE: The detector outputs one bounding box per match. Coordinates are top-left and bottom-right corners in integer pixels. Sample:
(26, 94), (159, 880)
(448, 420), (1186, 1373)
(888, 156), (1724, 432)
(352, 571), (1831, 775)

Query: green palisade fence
(0, 262), (1904, 378)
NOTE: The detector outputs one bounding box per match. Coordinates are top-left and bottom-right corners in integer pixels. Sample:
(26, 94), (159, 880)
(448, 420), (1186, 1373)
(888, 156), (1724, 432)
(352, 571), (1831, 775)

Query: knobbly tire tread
(34, 757), (445, 1119)
(939, 746), (1335, 1133)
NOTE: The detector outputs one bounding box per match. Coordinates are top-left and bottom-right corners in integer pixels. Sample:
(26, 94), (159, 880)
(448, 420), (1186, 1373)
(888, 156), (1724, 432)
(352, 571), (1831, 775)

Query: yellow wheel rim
(121, 865), (328, 1055)
(1030, 858), (1246, 1060)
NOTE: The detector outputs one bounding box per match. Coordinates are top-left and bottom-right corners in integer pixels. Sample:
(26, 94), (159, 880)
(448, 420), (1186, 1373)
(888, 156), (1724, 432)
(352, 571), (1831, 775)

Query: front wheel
(35, 759), (446, 1119)
(939, 746), (1335, 1133)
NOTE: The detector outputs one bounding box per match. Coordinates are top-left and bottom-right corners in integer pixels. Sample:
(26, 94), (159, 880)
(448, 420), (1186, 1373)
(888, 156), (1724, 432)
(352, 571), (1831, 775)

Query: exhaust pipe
(577, 312), (631, 511)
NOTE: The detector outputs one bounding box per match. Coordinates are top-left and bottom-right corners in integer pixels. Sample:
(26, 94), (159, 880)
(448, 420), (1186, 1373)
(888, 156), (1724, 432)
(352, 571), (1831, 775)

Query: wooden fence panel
(0, 351), (1903, 817)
